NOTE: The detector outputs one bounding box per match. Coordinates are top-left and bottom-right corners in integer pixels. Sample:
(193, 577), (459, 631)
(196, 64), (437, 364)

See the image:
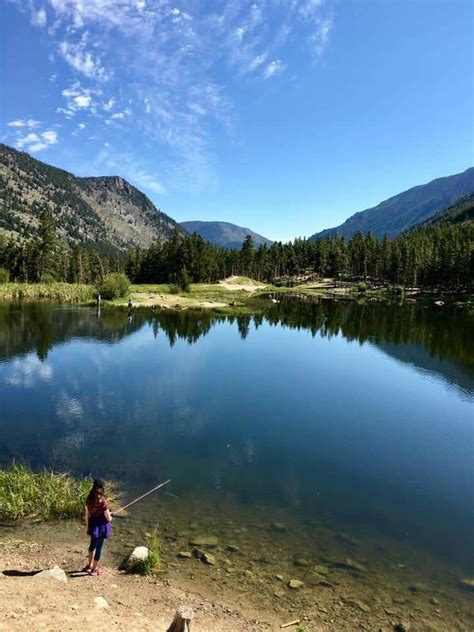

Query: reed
(0, 283), (96, 304)
(0, 463), (116, 522)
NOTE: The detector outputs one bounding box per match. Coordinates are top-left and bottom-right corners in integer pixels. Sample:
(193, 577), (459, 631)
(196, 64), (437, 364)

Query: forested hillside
(312, 167), (474, 240)
(0, 144), (183, 253)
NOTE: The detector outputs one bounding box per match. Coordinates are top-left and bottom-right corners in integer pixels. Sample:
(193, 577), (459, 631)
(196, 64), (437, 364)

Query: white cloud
(263, 59), (286, 80)
(58, 81), (100, 118)
(74, 94), (91, 108)
(16, 128), (59, 153)
(7, 119), (40, 128)
(31, 8), (47, 28)
(103, 97), (116, 112)
(58, 34), (110, 81)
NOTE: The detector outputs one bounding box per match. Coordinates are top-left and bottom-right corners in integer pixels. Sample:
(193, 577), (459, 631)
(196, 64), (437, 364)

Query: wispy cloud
(10, 0), (334, 190)
(7, 118), (41, 128)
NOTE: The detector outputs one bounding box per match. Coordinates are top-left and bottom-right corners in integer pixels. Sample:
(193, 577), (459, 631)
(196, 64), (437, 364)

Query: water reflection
(0, 299), (473, 571)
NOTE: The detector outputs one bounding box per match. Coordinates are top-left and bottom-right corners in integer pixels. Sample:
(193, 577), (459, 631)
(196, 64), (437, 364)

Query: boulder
(189, 534), (218, 548)
(129, 546), (149, 562)
(288, 579), (304, 589)
(34, 565), (67, 583)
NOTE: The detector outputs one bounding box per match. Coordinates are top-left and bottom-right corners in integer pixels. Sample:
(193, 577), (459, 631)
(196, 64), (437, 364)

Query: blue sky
(1, 0), (473, 241)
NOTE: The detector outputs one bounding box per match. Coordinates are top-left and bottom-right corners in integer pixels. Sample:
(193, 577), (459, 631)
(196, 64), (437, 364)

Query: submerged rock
(34, 565), (67, 583)
(459, 577), (474, 591)
(189, 534), (218, 548)
(312, 564), (329, 576)
(226, 544), (240, 553)
(342, 597), (371, 613)
(288, 579), (304, 589)
(271, 522), (287, 533)
(293, 558), (310, 568)
(335, 558), (367, 573)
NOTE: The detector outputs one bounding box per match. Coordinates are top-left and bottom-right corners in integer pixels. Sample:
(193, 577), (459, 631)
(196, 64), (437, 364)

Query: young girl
(84, 478), (113, 575)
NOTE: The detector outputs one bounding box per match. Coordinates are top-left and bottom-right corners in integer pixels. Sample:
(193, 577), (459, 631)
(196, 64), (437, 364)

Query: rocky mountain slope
(311, 167), (474, 240)
(0, 144), (183, 252)
(180, 220), (272, 249)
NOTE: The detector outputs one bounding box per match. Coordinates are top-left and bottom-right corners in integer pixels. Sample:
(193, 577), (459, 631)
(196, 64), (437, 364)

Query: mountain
(180, 220), (273, 249)
(0, 144), (183, 253)
(310, 167), (474, 241)
(414, 192), (474, 228)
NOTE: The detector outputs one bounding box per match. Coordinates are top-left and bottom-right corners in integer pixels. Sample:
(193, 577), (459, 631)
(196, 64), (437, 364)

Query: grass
(0, 282), (96, 304)
(127, 527), (162, 575)
(0, 463), (117, 522)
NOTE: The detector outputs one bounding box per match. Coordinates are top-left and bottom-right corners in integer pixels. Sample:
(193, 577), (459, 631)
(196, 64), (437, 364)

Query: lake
(0, 298), (473, 626)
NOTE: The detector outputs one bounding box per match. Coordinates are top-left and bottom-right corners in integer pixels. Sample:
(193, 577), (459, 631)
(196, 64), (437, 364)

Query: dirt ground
(0, 537), (274, 632)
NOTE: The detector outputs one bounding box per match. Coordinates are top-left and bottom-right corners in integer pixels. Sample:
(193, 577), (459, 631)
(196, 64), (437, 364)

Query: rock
(275, 574), (284, 581)
(189, 534), (218, 548)
(288, 579), (304, 589)
(393, 624), (410, 632)
(274, 589), (285, 598)
(177, 529), (192, 537)
(408, 582), (426, 593)
(226, 544), (240, 553)
(293, 558), (310, 568)
(342, 597), (371, 613)
(244, 570), (253, 578)
(34, 565), (67, 583)
(94, 596), (109, 609)
(312, 564), (329, 575)
(128, 546), (149, 563)
(337, 532), (359, 547)
(271, 522), (287, 533)
(459, 577), (474, 591)
(429, 596), (439, 605)
(192, 548), (205, 559)
(335, 558), (367, 573)
(201, 552), (216, 566)
(177, 551), (192, 559)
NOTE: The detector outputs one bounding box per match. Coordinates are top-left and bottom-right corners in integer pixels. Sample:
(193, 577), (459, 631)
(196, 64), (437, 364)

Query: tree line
(0, 206), (473, 290)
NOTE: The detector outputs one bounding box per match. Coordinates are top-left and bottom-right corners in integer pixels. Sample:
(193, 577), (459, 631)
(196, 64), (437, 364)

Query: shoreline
(1, 278), (472, 316)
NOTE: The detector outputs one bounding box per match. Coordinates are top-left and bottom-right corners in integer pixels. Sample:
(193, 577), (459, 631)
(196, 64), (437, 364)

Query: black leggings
(88, 536), (106, 561)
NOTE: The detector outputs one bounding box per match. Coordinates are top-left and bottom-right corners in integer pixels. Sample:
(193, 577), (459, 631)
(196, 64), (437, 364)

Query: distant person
(128, 297), (133, 311)
(96, 292), (101, 305)
(83, 478), (112, 576)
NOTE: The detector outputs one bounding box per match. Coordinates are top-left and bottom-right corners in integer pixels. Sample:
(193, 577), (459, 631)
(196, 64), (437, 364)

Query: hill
(311, 167), (474, 240)
(0, 144), (183, 253)
(414, 192), (474, 228)
(180, 220), (272, 249)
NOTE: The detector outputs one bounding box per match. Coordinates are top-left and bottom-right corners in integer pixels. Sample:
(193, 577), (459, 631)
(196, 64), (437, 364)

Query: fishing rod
(112, 479), (171, 516)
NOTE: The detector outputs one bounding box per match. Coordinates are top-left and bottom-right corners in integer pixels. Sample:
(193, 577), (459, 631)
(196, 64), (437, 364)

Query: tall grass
(0, 282), (96, 304)
(127, 527), (162, 575)
(0, 463), (117, 522)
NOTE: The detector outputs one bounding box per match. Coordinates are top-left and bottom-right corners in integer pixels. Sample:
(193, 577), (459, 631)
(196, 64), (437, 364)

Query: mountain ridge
(0, 143), (183, 253)
(310, 167), (474, 241)
(180, 220), (272, 249)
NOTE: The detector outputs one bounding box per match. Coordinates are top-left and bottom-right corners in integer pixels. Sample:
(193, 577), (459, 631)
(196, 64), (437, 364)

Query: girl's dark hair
(86, 478), (106, 507)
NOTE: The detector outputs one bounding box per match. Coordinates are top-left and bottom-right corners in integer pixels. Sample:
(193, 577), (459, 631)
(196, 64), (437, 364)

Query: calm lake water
(1, 298), (473, 607)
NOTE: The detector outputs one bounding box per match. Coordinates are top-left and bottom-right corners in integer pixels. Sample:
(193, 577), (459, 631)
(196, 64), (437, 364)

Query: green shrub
(386, 285), (405, 301)
(127, 527), (162, 575)
(169, 283), (180, 295)
(0, 268), (10, 283)
(98, 273), (130, 300)
(177, 267), (191, 292)
(357, 281), (368, 293)
(0, 463), (117, 522)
